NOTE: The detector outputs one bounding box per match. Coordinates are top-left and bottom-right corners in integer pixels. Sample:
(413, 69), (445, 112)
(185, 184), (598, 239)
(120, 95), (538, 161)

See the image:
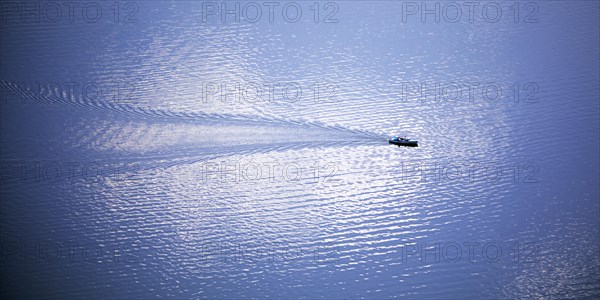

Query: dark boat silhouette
(389, 136), (418, 147)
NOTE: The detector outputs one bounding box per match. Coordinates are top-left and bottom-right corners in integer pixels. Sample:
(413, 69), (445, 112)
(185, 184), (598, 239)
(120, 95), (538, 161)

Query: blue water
(1, 1), (599, 298)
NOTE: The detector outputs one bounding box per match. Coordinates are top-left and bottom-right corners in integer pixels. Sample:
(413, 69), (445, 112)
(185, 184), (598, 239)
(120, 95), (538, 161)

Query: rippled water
(1, 1), (599, 298)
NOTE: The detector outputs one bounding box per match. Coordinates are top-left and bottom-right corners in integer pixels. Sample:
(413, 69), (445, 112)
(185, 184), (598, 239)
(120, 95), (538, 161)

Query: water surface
(1, 1), (599, 298)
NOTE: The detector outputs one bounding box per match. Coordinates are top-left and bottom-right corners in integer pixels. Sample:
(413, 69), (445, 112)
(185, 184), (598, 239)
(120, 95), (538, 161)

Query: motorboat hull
(389, 139), (418, 147)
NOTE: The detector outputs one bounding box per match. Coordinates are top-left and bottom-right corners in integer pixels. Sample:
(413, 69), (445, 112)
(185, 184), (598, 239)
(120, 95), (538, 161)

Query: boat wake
(1, 80), (385, 165)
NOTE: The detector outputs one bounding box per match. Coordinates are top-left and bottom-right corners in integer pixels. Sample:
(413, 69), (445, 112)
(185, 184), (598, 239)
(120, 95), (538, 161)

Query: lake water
(1, 1), (599, 298)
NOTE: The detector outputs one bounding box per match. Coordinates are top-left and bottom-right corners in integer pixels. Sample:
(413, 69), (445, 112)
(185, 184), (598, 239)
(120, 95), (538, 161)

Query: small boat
(389, 136), (418, 147)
